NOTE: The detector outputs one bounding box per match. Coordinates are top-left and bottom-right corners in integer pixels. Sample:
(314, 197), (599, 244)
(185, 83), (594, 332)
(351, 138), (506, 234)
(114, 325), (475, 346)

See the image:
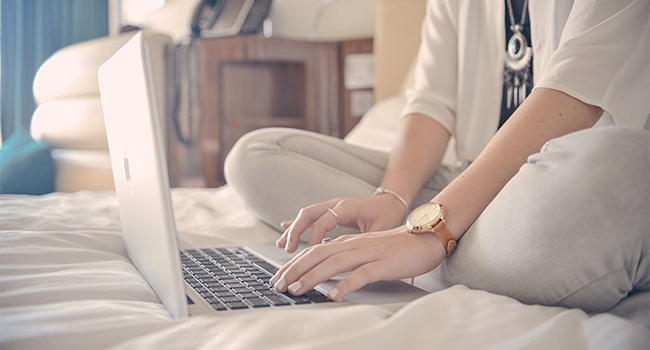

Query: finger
(270, 245), (310, 286)
(285, 199), (339, 253)
(280, 220), (293, 229)
(306, 200), (358, 247)
(271, 234), (364, 287)
(275, 228), (288, 248)
(306, 212), (340, 247)
(326, 261), (382, 301)
(271, 240), (357, 291)
(277, 219), (314, 249)
(271, 234), (359, 284)
(285, 250), (372, 296)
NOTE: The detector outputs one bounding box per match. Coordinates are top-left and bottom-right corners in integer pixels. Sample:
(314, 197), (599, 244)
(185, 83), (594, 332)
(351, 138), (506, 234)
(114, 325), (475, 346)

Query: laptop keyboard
(181, 247), (331, 311)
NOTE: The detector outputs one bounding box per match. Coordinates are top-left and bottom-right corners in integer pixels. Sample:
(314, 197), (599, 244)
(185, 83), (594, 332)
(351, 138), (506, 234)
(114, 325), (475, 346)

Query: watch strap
(433, 219), (457, 256)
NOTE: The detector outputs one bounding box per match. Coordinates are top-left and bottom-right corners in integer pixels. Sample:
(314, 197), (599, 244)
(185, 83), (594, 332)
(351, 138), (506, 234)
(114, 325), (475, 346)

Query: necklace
(504, 0), (532, 109)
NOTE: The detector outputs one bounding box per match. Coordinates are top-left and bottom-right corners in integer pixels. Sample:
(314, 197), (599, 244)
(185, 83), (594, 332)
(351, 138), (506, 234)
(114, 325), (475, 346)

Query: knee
(224, 127), (286, 189)
(435, 127), (649, 312)
(535, 127), (649, 185)
(525, 127), (649, 220)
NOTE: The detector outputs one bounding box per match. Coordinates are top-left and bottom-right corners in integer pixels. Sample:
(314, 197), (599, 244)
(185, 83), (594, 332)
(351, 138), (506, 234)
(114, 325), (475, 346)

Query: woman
(225, 0), (649, 312)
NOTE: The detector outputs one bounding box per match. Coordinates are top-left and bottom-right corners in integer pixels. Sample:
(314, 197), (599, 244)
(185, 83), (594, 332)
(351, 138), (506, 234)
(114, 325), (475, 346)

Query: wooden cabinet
(169, 35), (372, 188)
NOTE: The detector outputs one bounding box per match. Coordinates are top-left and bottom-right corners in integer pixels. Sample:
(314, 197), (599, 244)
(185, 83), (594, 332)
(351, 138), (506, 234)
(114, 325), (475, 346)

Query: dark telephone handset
(190, 0), (226, 38)
(190, 0), (273, 39)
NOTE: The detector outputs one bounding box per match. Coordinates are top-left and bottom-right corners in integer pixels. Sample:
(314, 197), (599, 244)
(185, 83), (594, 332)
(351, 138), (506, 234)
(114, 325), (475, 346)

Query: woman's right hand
(277, 194), (409, 253)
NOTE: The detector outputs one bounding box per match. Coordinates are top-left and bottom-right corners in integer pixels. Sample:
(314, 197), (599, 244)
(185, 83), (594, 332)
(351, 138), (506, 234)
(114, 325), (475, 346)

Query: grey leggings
(224, 126), (649, 313)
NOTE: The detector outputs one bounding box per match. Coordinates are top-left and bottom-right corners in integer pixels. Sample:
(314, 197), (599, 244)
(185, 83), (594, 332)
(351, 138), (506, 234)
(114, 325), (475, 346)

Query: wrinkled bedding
(1, 187), (648, 350)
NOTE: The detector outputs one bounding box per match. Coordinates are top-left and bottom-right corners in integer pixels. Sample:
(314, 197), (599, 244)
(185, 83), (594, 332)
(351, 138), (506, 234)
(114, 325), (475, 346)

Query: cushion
(33, 33), (136, 104)
(31, 97), (108, 150)
(0, 129), (55, 195)
(51, 149), (114, 192)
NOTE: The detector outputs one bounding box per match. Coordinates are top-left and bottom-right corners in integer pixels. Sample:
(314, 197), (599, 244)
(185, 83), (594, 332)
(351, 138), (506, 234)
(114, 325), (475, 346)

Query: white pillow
(51, 149), (114, 192)
(33, 33), (136, 104)
(31, 98), (108, 150)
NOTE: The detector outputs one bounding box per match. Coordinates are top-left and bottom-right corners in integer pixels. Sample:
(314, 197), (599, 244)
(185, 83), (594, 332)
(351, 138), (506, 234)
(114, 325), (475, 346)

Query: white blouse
(401, 0), (649, 162)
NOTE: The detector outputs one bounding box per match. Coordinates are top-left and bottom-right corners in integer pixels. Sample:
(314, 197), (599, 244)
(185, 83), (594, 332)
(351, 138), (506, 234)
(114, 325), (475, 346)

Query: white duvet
(1, 187), (648, 350)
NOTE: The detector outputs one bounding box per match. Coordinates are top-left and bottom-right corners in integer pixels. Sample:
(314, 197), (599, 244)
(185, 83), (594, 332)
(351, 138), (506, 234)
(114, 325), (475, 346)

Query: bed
(2, 1), (648, 346)
(1, 179), (649, 349)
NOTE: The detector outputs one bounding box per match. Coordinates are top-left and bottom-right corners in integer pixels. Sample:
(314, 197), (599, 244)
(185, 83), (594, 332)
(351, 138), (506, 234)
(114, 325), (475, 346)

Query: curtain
(1, 0), (109, 140)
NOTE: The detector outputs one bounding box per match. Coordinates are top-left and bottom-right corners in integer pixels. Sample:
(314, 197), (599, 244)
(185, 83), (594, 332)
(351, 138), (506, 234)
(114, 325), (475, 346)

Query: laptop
(98, 31), (427, 318)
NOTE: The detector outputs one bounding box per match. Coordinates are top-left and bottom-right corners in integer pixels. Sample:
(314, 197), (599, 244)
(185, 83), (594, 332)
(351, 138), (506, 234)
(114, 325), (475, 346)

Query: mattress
(1, 187), (648, 350)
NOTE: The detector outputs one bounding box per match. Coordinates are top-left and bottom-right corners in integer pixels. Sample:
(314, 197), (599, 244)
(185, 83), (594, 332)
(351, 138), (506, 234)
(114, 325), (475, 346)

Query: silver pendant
(504, 28), (533, 109)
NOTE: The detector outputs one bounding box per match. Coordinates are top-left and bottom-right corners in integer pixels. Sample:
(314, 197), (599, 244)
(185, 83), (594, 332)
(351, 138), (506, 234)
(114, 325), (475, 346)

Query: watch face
(407, 202), (442, 230)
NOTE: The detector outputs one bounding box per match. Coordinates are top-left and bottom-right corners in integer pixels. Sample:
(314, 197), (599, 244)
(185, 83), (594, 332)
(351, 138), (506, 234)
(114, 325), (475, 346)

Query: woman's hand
(277, 194), (408, 253)
(270, 226), (446, 300)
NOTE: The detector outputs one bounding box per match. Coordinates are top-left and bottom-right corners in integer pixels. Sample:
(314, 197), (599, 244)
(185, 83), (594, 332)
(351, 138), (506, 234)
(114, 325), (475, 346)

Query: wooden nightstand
(168, 35), (372, 188)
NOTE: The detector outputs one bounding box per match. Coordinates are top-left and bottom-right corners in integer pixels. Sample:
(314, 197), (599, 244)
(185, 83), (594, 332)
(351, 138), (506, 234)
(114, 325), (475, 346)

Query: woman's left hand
(269, 226), (447, 300)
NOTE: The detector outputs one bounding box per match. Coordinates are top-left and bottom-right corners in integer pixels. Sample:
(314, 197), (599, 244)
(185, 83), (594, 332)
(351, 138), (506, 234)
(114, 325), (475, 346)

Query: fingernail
(285, 241), (292, 252)
(270, 274), (278, 285)
(328, 288), (339, 300)
(275, 239), (282, 248)
(275, 278), (287, 291)
(288, 281), (302, 294)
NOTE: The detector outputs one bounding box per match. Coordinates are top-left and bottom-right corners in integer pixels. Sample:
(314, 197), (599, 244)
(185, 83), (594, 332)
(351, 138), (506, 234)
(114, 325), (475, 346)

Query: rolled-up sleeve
(401, 0), (458, 135)
(536, 0), (649, 127)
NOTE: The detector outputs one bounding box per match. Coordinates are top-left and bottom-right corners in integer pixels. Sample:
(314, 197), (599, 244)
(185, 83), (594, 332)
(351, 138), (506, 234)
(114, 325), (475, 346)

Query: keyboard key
(209, 286), (230, 293)
(266, 295), (291, 306)
(204, 280), (223, 286)
(246, 297), (271, 308)
(211, 303), (227, 311)
(221, 296), (241, 303)
(305, 290), (331, 303)
(227, 301), (249, 310)
(219, 278), (239, 285)
(255, 262), (279, 274)
(259, 289), (278, 296)
(252, 272), (270, 278)
(205, 296), (221, 304)
(239, 292), (257, 299)
(215, 290), (238, 299)
(232, 286), (251, 294)
(282, 293), (311, 305)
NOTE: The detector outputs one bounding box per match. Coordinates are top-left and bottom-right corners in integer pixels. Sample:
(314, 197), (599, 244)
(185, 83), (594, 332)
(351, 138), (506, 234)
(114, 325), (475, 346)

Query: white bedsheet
(1, 187), (648, 350)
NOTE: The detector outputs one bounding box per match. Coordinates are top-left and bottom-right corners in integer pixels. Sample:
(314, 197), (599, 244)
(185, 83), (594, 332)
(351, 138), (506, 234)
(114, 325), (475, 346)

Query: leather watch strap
(433, 220), (457, 256)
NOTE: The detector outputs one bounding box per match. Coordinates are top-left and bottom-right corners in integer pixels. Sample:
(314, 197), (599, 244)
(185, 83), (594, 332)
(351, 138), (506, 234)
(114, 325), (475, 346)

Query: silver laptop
(98, 32), (426, 318)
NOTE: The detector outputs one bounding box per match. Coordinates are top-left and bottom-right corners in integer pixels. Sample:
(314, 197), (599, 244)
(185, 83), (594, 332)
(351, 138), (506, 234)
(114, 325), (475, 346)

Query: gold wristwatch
(406, 202), (457, 256)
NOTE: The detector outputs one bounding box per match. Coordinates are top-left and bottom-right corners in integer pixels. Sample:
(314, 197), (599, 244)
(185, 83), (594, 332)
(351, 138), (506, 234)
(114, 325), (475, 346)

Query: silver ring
(321, 237), (332, 244)
(326, 208), (340, 228)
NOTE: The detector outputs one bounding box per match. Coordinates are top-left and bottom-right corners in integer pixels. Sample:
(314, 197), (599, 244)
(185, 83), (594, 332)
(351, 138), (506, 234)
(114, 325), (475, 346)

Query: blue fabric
(0, 129), (55, 195)
(1, 0), (109, 141)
